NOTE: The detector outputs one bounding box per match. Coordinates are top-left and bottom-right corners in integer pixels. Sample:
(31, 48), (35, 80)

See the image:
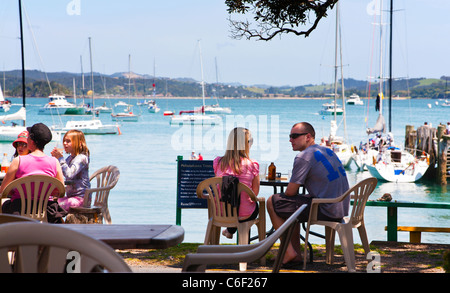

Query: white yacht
(319, 102), (343, 115)
(346, 94), (364, 105)
(38, 95), (85, 115)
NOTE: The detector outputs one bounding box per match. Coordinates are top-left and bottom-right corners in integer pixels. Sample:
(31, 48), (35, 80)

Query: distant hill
(2, 69), (449, 99)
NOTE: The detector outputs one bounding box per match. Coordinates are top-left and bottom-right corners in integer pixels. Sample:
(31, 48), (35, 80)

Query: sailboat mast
(198, 40), (206, 112)
(388, 0), (393, 132)
(333, 5), (338, 122)
(18, 0), (26, 113)
(128, 54), (131, 101)
(378, 0), (384, 115)
(337, 2), (347, 140)
(89, 37), (94, 109)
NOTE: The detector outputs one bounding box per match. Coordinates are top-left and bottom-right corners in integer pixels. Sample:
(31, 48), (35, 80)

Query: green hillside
(1, 70), (449, 99)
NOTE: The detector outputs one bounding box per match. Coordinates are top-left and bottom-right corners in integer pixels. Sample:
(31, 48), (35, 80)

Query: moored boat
(346, 94), (364, 105)
(38, 94), (85, 115)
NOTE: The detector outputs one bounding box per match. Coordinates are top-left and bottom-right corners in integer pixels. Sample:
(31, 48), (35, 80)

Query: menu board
(177, 159), (214, 209)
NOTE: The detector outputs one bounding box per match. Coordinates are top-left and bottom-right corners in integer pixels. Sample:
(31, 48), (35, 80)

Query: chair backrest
(1, 175), (65, 222)
(348, 177), (378, 225)
(0, 222), (131, 273)
(196, 177), (257, 225)
(83, 165), (120, 208)
(0, 214), (38, 224)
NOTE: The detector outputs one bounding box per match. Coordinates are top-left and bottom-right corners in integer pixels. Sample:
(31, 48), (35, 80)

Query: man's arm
(284, 182), (301, 196)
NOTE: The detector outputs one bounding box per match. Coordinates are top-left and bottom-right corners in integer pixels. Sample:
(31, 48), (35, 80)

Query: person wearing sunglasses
(267, 122), (349, 268)
(12, 131), (30, 158)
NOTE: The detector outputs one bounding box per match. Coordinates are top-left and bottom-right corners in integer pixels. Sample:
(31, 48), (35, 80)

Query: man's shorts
(272, 193), (342, 223)
(271, 193), (312, 222)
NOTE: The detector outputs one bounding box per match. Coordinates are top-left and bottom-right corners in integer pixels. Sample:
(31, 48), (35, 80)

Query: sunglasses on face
(289, 133), (308, 139)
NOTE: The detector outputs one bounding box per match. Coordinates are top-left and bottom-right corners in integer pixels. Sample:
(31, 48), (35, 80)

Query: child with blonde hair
(51, 129), (90, 211)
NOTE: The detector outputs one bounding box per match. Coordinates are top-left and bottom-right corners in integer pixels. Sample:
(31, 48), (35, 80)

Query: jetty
(405, 123), (450, 185)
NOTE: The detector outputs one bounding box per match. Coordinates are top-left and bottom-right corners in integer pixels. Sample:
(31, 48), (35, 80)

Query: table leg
(387, 206), (398, 241)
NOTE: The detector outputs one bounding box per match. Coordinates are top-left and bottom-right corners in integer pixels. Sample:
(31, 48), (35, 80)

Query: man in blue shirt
(267, 122), (349, 267)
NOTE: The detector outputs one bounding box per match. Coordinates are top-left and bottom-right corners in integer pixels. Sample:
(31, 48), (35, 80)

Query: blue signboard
(176, 159), (214, 209)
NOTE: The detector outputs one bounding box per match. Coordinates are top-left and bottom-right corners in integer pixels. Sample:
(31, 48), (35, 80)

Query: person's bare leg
(267, 196), (302, 263)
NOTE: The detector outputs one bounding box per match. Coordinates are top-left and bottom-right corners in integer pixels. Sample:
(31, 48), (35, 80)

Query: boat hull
(53, 120), (119, 135)
(366, 163), (428, 183)
(170, 114), (222, 125)
(111, 113), (139, 122)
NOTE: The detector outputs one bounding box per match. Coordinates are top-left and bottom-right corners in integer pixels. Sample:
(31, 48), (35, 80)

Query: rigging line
(22, 4), (52, 94)
(365, 0), (379, 129)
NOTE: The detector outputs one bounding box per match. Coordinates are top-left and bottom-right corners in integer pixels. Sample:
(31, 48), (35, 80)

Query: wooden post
(404, 125), (415, 151)
(437, 125), (447, 185)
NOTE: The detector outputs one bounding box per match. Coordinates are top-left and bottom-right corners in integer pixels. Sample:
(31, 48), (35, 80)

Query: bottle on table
(268, 162), (276, 180)
(1, 153), (9, 173)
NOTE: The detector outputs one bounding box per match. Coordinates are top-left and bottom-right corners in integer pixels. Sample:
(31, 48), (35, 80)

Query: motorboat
(52, 119), (120, 135)
(319, 102), (343, 115)
(346, 94), (364, 105)
(38, 94), (85, 115)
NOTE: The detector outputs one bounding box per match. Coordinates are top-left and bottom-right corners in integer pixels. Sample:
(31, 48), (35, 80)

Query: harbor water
(1, 97), (449, 244)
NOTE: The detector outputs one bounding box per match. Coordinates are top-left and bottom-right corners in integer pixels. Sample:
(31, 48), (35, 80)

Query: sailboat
(0, 1), (27, 142)
(170, 41), (221, 125)
(0, 1), (62, 142)
(361, 0), (429, 182)
(147, 60), (160, 113)
(148, 100), (160, 113)
(52, 38), (120, 135)
(0, 85), (11, 112)
(202, 57), (231, 114)
(111, 55), (140, 122)
(322, 2), (353, 168)
(0, 107), (27, 142)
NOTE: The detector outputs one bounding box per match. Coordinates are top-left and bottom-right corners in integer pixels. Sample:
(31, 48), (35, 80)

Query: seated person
(1, 123), (64, 215)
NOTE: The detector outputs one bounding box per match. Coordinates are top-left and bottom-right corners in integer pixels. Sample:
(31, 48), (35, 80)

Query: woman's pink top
(11, 154), (58, 201)
(213, 156), (259, 218)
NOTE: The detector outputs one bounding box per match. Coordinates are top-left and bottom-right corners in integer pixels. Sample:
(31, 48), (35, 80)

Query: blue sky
(0, 0), (449, 87)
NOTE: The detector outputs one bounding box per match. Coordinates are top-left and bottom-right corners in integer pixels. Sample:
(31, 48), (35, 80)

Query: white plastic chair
(0, 175), (65, 222)
(182, 204), (307, 273)
(68, 165), (120, 224)
(0, 222), (132, 273)
(196, 177), (266, 271)
(303, 177), (377, 272)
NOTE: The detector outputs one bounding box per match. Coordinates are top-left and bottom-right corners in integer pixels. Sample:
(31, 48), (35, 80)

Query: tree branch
(226, 0), (338, 41)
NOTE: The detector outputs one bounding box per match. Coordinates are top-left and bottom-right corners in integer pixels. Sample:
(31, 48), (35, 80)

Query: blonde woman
(51, 130), (90, 211)
(213, 127), (260, 239)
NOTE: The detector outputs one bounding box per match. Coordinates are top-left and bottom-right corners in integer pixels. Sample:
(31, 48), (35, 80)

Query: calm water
(2, 96), (449, 244)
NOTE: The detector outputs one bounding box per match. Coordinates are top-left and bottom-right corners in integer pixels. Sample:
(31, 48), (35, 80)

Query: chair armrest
(311, 197), (343, 204)
(196, 242), (262, 253)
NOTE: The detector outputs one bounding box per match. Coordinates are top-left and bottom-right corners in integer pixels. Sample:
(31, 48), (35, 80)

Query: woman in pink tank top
(213, 127), (260, 240)
(0, 123), (64, 214)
